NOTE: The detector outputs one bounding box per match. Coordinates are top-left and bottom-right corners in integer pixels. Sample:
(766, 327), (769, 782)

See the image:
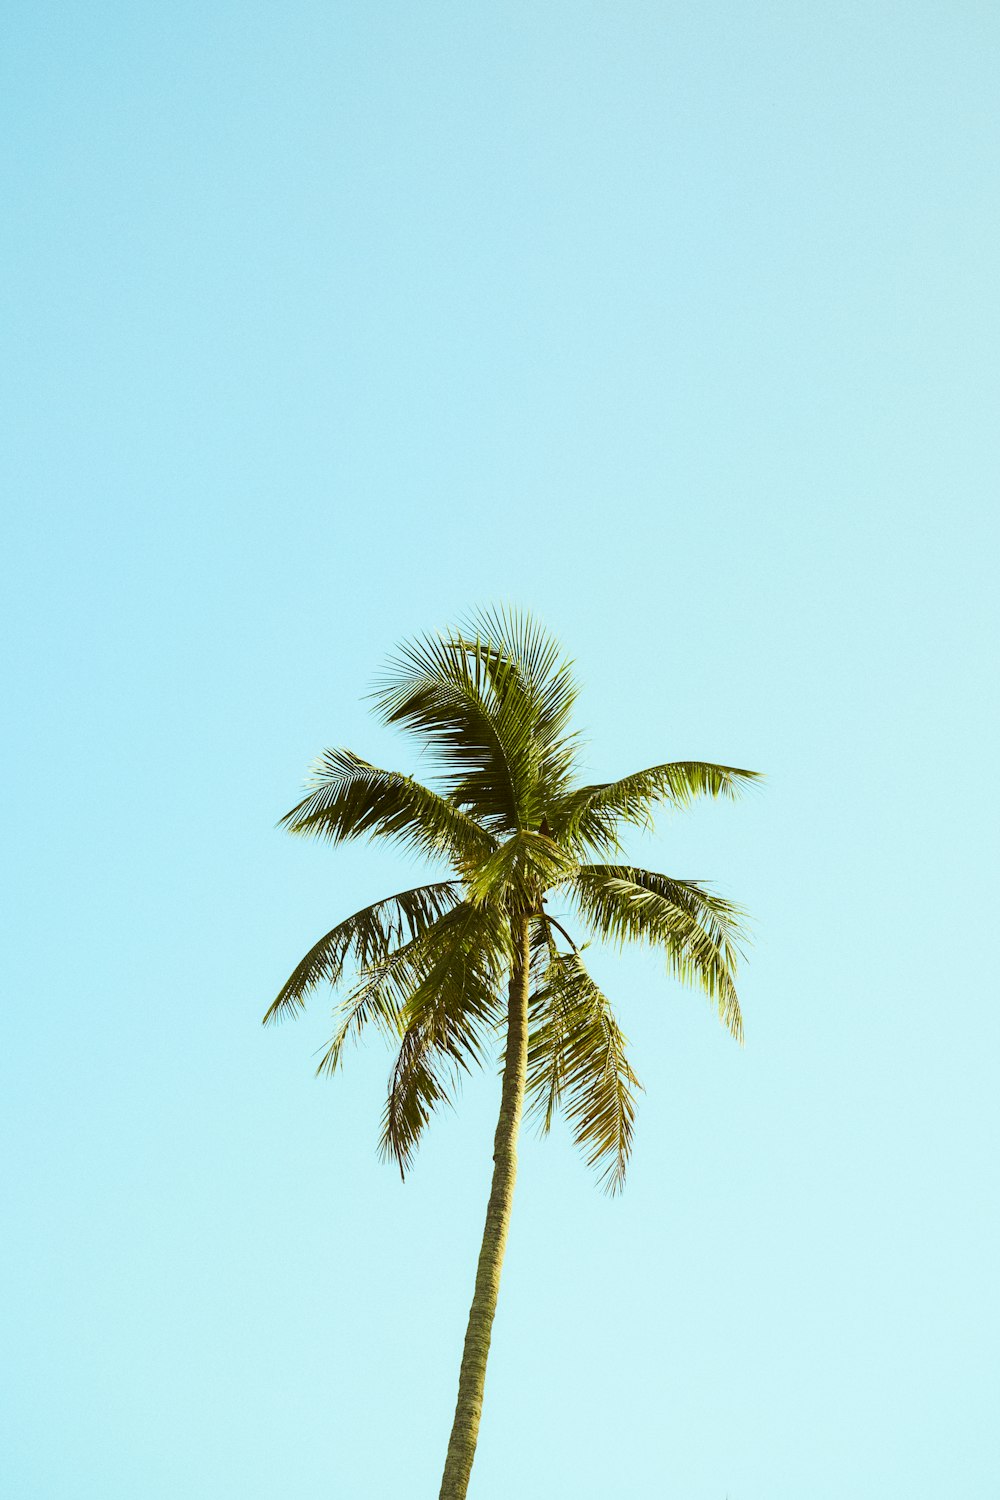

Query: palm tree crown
(265, 608), (757, 1192)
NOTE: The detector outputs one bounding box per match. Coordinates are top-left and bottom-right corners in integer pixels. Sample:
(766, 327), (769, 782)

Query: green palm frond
(378, 902), (511, 1174)
(317, 900), (508, 1093)
(262, 880), (460, 1027)
(279, 748), (495, 866)
(464, 829), (578, 910)
(454, 606), (580, 810)
(378, 1023), (455, 1181)
(371, 634), (527, 830)
(571, 864), (747, 1041)
(527, 950), (640, 1193)
(554, 761), (761, 854)
(371, 611), (580, 832)
(314, 941), (421, 1078)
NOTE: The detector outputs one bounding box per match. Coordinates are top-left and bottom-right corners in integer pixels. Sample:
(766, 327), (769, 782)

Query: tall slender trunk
(438, 914), (531, 1500)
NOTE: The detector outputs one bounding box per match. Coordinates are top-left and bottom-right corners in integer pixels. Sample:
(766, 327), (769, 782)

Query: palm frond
(262, 881), (460, 1026)
(554, 761), (761, 854)
(570, 864), (747, 1041)
(314, 940), (422, 1078)
(526, 951), (640, 1193)
(371, 611), (580, 832)
(371, 635), (528, 830)
(464, 829), (577, 910)
(455, 606), (580, 808)
(377, 902), (511, 1174)
(279, 748), (495, 866)
(377, 1023), (455, 1180)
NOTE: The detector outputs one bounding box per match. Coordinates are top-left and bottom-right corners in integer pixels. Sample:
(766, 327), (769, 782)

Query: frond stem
(538, 909), (579, 953)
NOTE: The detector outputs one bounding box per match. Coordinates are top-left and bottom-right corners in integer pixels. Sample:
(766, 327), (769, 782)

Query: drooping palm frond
(316, 900), (508, 1093)
(314, 940), (423, 1078)
(553, 761), (761, 855)
(279, 748), (495, 867)
(378, 1023), (455, 1181)
(263, 880), (460, 1027)
(526, 950), (641, 1194)
(378, 902), (511, 1175)
(570, 864), (747, 1041)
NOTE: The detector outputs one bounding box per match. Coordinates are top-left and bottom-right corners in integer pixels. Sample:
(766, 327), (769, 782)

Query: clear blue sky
(3, 4), (998, 1497)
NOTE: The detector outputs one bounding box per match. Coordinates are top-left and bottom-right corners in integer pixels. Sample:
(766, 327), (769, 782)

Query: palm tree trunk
(437, 915), (531, 1500)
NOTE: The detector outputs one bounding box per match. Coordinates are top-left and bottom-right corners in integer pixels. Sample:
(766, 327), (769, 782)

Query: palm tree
(264, 609), (758, 1500)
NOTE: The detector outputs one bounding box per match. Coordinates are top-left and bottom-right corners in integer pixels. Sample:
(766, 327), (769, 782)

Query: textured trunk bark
(437, 915), (531, 1500)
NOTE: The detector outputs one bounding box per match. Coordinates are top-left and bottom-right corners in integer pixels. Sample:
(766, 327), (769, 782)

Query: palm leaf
(372, 611), (580, 832)
(454, 606), (580, 809)
(571, 864), (747, 1041)
(464, 829), (577, 910)
(554, 761), (761, 854)
(527, 951), (640, 1193)
(378, 902), (511, 1174)
(371, 634), (529, 830)
(314, 940), (423, 1077)
(279, 748), (495, 866)
(378, 1023), (455, 1180)
(262, 880), (460, 1026)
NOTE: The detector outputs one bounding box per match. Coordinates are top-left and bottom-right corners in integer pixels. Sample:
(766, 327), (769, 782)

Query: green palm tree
(265, 610), (758, 1500)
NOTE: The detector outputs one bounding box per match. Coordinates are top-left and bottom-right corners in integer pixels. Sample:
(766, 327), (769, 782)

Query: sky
(2, 3), (998, 1497)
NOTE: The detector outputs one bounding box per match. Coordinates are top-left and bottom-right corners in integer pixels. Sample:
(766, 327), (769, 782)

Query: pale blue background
(3, 5), (998, 1497)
